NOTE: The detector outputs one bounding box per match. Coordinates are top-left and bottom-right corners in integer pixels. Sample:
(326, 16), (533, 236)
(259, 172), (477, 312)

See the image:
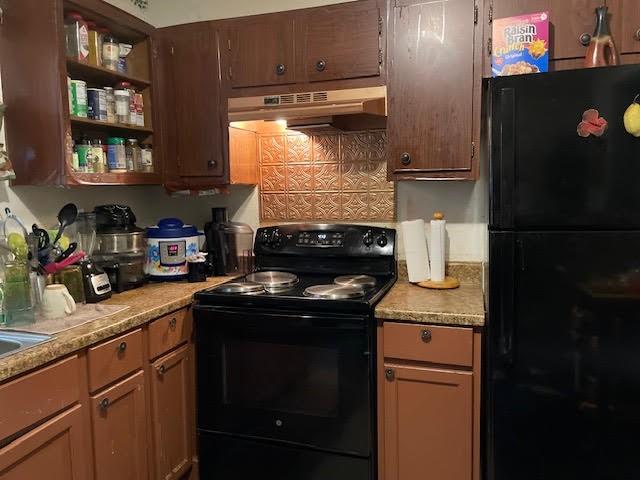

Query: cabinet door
(91, 371), (148, 480)
(384, 365), (473, 480)
(491, 0), (601, 60)
(387, 0), (476, 178)
(167, 24), (226, 178)
(616, 0), (640, 53)
(150, 344), (195, 480)
(0, 405), (87, 480)
(229, 15), (296, 88)
(299, 0), (381, 82)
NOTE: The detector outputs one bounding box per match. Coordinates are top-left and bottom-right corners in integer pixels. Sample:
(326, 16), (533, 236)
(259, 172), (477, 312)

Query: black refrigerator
(487, 65), (640, 480)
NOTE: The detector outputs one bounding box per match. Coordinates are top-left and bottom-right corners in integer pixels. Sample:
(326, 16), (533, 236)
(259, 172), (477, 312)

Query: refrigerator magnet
(577, 109), (608, 137)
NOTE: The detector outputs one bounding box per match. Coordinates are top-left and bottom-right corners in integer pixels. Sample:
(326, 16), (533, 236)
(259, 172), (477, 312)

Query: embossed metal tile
(259, 129), (394, 221)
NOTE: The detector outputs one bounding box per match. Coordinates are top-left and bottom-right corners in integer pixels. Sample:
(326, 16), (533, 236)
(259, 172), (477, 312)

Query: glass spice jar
(102, 35), (120, 71)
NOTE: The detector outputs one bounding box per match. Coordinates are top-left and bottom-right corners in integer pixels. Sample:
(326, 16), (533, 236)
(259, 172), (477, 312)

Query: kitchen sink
(0, 331), (51, 360)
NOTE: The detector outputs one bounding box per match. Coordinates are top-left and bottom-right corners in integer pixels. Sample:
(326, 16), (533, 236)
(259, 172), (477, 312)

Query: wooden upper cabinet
(90, 371), (148, 480)
(383, 365), (473, 480)
(149, 345), (195, 480)
(387, 0), (478, 179)
(491, 0), (602, 60)
(612, 0), (640, 54)
(229, 15), (297, 88)
(298, 0), (382, 82)
(0, 405), (88, 480)
(167, 23), (227, 178)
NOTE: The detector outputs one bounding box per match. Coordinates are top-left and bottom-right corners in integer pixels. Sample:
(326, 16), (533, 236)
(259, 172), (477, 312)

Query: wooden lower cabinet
(0, 405), (87, 480)
(150, 344), (194, 480)
(383, 365), (473, 480)
(90, 371), (149, 480)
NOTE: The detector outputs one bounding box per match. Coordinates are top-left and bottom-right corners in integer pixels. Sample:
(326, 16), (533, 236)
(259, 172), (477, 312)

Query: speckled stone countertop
(376, 262), (485, 326)
(0, 276), (234, 383)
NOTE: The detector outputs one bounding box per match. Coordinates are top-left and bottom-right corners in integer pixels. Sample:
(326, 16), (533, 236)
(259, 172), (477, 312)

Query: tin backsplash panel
(259, 130), (395, 221)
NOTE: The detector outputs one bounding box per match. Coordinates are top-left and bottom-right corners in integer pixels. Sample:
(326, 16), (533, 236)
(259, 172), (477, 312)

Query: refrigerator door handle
(491, 87), (516, 229)
(492, 234), (517, 365)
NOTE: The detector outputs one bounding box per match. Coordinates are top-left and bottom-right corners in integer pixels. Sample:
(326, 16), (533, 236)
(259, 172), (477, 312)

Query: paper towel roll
(430, 213), (446, 282)
(401, 219), (430, 283)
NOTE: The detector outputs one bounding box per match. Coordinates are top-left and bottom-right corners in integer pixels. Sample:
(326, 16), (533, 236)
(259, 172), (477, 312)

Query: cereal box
(492, 12), (549, 77)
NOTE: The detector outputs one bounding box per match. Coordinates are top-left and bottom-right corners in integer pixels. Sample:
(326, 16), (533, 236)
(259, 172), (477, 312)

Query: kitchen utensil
(55, 242), (78, 263)
(3, 208), (28, 240)
(43, 251), (85, 275)
(40, 284), (76, 320)
(145, 218), (199, 281)
(32, 224), (50, 251)
(52, 203), (78, 246)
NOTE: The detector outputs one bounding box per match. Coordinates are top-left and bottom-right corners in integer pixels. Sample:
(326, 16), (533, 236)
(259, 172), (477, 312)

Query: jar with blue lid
(145, 218), (200, 281)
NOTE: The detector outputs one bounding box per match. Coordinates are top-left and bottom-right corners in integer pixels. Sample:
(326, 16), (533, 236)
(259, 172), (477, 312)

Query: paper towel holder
(416, 211), (460, 290)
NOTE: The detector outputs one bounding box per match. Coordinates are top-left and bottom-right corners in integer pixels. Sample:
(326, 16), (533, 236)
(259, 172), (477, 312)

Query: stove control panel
(297, 231), (344, 247)
(255, 224), (395, 258)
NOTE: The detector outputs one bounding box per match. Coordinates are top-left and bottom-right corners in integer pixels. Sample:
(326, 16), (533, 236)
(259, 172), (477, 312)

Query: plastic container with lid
(139, 144), (153, 173)
(145, 218), (200, 281)
(65, 12), (89, 62)
(114, 89), (130, 124)
(107, 137), (126, 172)
(102, 35), (120, 71)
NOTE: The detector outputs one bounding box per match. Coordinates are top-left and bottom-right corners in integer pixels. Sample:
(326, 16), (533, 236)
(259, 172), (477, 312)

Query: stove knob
(363, 231), (374, 247)
(259, 231), (271, 245)
(271, 229), (283, 248)
(377, 234), (388, 247)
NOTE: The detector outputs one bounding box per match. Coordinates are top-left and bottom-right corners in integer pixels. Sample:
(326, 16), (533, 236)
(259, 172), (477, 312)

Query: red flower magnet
(577, 109), (608, 137)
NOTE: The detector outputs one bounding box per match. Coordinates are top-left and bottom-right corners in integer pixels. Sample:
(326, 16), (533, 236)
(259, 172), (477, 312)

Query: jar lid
(127, 139), (138, 144)
(92, 139), (103, 145)
(114, 89), (129, 95)
(103, 35), (119, 42)
(107, 137), (125, 145)
(116, 82), (131, 89)
(86, 21), (97, 29)
(147, 218), (198, 238)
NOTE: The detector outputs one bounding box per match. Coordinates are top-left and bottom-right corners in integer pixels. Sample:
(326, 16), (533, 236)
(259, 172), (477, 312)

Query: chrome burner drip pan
(216, 281), (265, 295)
(334, 275), (376, 289)
(303, 284), (365, 300)
(246, 271), (299, 289)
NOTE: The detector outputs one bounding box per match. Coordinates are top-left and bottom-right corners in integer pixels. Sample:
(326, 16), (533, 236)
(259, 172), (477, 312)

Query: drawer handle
(400, 152), (411, 166)
(385, 368), (394, 381)
(100, 398), (110, 410)
(158, 365), (166, 375)
(169, 317), (177, 330)
(207, 159), (217, 169)
(275, 63), (286, 75)
(118, 341), (127, 352)
(315, 59), (326, 72)
(421, 329), (432, 343)
(635, 29), (640, 41)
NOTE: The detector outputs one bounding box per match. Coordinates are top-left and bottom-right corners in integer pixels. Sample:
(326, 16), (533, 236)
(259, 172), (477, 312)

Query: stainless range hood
(228, 86), (387, 127)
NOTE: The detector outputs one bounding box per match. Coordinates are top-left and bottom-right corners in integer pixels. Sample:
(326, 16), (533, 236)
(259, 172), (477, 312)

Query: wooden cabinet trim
(383, 322), (474, 367)
(0, 355), (80, 442)
(147, 307), (192, 361)
(88, 328), (143, 393)
(0, 404), (87, 479)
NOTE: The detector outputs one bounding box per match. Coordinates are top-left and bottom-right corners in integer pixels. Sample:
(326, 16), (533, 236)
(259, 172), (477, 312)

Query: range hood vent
(228, 86), (387, 123)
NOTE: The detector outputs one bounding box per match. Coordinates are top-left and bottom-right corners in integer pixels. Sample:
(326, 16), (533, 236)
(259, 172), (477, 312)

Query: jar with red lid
(64, 12), (90, 63)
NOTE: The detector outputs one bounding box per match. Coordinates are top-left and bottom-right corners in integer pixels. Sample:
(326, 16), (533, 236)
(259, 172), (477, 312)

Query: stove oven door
(195, 306), (373, 457)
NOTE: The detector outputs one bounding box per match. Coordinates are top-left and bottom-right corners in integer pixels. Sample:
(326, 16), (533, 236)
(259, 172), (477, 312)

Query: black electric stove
(194, 224), (396, 480)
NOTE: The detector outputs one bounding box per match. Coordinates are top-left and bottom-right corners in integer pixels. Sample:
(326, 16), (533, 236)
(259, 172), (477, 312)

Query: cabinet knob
(315, 60), (326, 72)
(421, 329), (432, 343)
(169, 317), (177, 329)
(400, 152), (411, 166)
(207, 160), (217, 169)
(100, 398), (110, 410)
(118, 341), (127, 352)
(275, 63), (286, 75)
(158, 365), (166, 375)
(385, 368), (395, 381)
(580, 33), (592, 46)
(635, 29), (640, 41)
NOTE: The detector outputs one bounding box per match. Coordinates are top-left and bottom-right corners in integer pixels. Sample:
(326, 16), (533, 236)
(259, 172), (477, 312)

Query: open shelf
(67, 170), (161, 186)
(66, 59), (151, 88)
(70, 116), (153, 135)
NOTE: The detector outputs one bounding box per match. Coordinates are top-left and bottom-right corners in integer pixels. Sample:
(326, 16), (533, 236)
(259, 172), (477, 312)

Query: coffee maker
(204, 208), (254, 276)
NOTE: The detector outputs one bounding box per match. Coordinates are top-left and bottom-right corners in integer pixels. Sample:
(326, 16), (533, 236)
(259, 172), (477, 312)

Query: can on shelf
(69, 80), (87, 118)
(87, 88), (107, 121)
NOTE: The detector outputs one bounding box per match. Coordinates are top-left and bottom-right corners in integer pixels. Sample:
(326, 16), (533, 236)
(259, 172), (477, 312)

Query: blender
(76, 213), (112, 303)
